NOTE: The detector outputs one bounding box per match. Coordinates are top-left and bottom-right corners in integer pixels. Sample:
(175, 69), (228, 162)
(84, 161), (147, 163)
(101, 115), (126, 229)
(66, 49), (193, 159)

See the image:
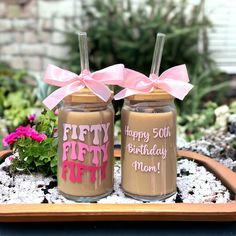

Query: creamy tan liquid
(58, 108), (114, 197)
(121, 110), (176, 197)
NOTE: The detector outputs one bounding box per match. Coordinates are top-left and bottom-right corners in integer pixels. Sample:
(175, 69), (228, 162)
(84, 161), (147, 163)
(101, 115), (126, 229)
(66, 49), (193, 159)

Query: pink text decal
(62, 160), (107, 183)
(61, 122), (110, 183)
(124, 125), (172, 173)
(132, 161), (160, 173)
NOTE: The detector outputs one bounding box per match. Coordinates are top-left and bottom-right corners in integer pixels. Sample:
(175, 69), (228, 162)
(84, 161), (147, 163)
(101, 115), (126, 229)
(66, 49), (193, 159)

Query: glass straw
(150, 33), (166, 76)
(77, 32), (90, 72)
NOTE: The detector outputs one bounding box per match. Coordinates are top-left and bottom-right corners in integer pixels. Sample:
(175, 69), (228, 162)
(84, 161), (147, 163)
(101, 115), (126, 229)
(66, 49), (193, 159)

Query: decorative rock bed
(179, 118), (236, 172)
(0, 156), (232, 204)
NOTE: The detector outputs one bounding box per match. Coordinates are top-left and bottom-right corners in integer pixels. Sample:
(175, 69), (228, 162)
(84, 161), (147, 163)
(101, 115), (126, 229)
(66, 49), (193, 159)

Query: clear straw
(77, 31), (90, 71)
(150, 33), (166, 76)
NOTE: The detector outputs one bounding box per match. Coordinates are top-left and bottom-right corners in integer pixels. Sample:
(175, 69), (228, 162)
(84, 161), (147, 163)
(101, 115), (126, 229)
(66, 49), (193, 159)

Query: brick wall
(0, 0), (82, 78)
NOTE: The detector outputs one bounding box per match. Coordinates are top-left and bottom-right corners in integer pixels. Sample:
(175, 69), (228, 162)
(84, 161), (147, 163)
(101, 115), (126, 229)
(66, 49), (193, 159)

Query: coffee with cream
(121, 90), (177, 201)
(57, 90), (114, 202)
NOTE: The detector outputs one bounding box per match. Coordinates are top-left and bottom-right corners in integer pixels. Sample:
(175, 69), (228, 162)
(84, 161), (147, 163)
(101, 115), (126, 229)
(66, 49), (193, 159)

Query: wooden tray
(0, 149), (236, 222)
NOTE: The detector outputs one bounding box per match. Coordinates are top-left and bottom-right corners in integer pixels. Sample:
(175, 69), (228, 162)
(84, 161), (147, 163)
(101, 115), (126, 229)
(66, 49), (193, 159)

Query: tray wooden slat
(0, 203), (236, 222)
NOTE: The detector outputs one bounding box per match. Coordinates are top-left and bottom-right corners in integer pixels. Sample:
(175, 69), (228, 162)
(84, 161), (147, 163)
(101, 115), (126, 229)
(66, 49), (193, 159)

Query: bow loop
(43, 64), (124, 110)
(44, 64), (79, 87)
(159, 64), (189, 82)
(91, 64), (125, 85)
(114, 64), (193, 100)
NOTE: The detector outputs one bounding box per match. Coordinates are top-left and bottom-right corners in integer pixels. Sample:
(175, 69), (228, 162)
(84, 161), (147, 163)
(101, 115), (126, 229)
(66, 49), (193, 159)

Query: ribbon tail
(84, 80), (112, 102)
(43, 82), (85, 110)
(114, 88), (150, 100)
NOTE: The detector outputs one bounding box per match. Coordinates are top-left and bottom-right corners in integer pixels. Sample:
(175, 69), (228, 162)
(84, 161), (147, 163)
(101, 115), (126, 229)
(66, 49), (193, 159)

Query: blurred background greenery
(66, 0), (228, 116)
(0, 0), (235, 149)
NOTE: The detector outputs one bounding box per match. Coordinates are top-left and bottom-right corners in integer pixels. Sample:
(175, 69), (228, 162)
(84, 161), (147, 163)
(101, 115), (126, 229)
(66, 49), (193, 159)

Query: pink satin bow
(114, 64), (193, 100)
(43, 64), (124, 109)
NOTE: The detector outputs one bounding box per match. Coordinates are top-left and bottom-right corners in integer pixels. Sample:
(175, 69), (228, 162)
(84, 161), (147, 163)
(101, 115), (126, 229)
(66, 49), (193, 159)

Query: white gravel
(0, 156), (232, 204)
(178, 132), (236, 171)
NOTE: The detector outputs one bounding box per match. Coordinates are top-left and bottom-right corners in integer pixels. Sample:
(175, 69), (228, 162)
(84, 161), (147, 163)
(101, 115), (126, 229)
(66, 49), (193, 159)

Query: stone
(12, 32), (24, 42)
(20, 0), (38, 18)
(38, 31), (51, 42)
(46, 44), (69, 59)
(21, 44), (46, 56)
(228, 114), (236, 134)
(25, 56), (42, 71)
(6, 4), (21, 18)
(0, 55), (12, 63)
(51, 31), (66, 44)
(0, 19), (12, 31)
(38, 19), (53, 31)
(64, 18), (77, 31)
(38, 0), (75, 19)
(1, 44), (20, 55)
(0, 2), (6, 17)
(11, 56), (26, 69)
(0, 33), (12, 44)
(43, 57), (56, 69)
(12, 19), (36, 31)
(24, 31), (38, 43)
(53, 18), (66, 31)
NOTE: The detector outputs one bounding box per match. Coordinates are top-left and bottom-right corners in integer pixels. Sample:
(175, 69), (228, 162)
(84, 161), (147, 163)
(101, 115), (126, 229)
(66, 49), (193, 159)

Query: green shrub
(0, 62), (38, 132)
(178, 101), (218, 141)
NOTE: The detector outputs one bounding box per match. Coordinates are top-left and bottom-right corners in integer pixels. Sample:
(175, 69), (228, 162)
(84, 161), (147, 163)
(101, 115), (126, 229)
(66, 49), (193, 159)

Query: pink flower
(16, 126), (32, 137)
(28, 114), (36, 123)
(2, 126), (47, 147)
(9, 155), (15, 161)
(54, 109), (59, 116)
(2, 133), (19, 146)
(31, 133), (47, 142)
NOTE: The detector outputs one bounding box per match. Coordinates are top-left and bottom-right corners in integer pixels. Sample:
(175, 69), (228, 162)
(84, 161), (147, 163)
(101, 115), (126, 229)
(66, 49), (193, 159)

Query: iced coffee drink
(57, 89), (114, 202)
(121, 90), (177, 201)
